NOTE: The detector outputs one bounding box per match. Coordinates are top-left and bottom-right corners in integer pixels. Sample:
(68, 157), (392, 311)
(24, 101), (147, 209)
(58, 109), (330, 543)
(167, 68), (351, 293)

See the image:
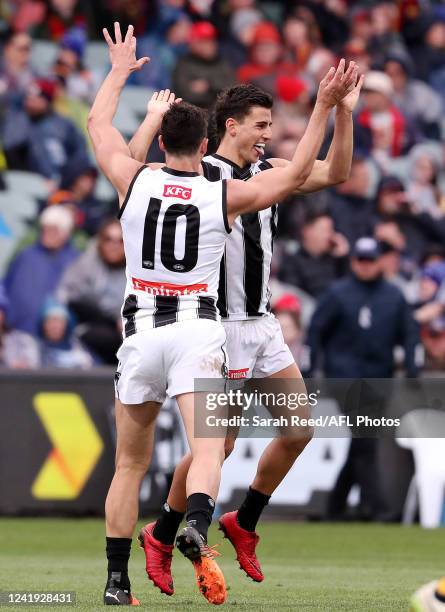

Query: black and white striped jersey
(202, 153), (277, 320)
(118, 165), (230, 337)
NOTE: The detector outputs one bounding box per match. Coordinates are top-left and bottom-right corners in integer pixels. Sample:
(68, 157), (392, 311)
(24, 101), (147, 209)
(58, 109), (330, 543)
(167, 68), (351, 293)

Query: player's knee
(193, 441), (226, 465)
(280, 425), (314, 455)
(115, 454), (151, 476)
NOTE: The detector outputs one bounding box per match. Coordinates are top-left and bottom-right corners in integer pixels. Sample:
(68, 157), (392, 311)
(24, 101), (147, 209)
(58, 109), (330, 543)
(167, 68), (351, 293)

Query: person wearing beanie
(2, 77), (90, 184)
(3, 206), (78, 337)
(172, 21), (235, 108)
(37, 297), (93, 369)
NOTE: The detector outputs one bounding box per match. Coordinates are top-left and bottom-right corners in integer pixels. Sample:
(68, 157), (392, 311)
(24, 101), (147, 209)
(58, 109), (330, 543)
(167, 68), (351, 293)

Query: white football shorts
(115, 319), (228, 404)
(223, 314), (294, 380)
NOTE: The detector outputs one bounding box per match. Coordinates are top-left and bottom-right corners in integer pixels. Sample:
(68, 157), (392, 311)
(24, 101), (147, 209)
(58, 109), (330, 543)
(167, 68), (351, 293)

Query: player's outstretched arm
(87, 22), (148, 202)
(267, 61), (363, 194)
(226, 60), (357, 220)
(128, 90), (182, 163)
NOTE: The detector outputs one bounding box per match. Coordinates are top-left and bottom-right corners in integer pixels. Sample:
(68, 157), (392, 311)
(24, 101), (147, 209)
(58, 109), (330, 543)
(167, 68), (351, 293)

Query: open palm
(147, 89), (182, 117)
(103, 22), (149, 73)
(339, 74), (365, 112)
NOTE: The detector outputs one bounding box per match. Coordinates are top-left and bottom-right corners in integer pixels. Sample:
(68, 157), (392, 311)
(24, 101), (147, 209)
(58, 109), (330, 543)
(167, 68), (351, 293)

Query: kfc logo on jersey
(163, 184), (192, 200)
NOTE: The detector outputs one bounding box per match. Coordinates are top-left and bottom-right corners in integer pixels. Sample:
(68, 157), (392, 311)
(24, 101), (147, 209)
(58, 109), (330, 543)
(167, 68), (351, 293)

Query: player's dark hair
(213, 84), (273, 141)
(161, 102), (208, 156)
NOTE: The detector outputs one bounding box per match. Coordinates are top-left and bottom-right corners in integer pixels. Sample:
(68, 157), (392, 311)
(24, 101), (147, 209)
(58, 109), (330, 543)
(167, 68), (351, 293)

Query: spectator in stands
(373, 175), (445, 265)
(219, 5), (262, 69)
(2, 78), (90, 186)
(33, 0), (89, 41)
(384, 55), (443, 141)
(52, 26), (95, 104)
(38, 298), (93, 368)
(414, 261), (445, 370)
(3, 205), (78, 337)
(307, 237), (419, 521)
(238, 21), (292, 94)
(0, 283), (39, 368)
(357, 71), (416, 165)
(57, 218), (126, 364)
(278, 204), (349, 298)
(135, 9), (191, 90)
(411, 14), (445, 85)
(282, 16), (314, 70)
(58, 158), (113, 235)
(172, 21), (235, 109)
(406, 143), (445, 218)
(328, 156), (374, 245)
(0, 30), (35, 107)
(367, 2), (407, 66)
(307, 236), (419, 378)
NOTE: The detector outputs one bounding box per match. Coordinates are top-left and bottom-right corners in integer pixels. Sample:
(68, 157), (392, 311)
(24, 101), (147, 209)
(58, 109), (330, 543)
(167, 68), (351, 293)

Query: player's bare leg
(250, 363), (313, 495)
(219, 362), (313, 582)
(174, 392), (227, 605)
(143, 437), (235, 597)
(104, 399), (160, 605)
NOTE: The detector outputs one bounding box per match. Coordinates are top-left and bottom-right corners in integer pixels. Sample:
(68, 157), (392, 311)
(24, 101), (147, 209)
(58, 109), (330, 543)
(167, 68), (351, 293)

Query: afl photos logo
(163, 184), (192, 200)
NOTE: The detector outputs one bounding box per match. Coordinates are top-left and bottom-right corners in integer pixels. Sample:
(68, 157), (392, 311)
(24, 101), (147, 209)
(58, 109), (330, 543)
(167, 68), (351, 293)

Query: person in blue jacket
(3, 205), (78, 336)
(307, 236), (419, 379)
(307, 236), (420, 520)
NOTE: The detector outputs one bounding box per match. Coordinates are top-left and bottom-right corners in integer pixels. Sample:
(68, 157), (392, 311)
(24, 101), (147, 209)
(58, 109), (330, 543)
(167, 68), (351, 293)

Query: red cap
(189, 21), (217, 42)
(252, 21), (281, 45)
(28, 79), (57, 102)
(274, 293), (301, 314)
(276, 75), (307, 102)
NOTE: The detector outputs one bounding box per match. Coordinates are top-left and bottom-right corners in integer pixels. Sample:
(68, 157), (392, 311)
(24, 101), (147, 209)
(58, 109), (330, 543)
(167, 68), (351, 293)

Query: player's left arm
(87, 22), (149, 201)
(267, 73), (364, 193)
(128, 90), (182, 164)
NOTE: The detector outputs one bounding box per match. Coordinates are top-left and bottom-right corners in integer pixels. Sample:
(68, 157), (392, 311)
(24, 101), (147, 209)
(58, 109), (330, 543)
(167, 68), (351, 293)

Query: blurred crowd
(2, 0), (445, 375)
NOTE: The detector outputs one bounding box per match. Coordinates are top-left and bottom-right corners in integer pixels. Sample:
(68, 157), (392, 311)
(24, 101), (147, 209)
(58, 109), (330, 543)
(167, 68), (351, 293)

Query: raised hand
(316, 59), (358, 109)
(103, 22), (149, 74)
(339, 73), (365, 113)
(147, 89), (183, 118)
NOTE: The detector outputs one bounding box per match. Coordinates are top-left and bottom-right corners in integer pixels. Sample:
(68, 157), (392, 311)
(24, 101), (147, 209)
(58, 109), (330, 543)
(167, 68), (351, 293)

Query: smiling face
(228, 105), (273, 165)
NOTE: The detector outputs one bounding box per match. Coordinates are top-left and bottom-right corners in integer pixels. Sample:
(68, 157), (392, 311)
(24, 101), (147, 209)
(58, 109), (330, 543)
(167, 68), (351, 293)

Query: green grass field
(1, 518), (444, 611)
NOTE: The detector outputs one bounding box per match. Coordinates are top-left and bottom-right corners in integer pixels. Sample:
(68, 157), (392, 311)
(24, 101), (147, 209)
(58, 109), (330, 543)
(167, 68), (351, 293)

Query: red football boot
(219, 511), (264, 582)
(138, 522), (174, 596)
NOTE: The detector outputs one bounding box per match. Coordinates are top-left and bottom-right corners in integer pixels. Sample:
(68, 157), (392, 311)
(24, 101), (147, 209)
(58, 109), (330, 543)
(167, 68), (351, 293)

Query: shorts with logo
(115, 319), (228, 404)
(223, 314), (294, 379)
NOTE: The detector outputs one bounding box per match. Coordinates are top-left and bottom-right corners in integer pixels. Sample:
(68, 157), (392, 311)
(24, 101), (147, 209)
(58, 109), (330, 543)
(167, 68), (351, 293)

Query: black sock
(185, 493), (215, 542)
(153, 503), (185, 545)
(237, 487), (271, 532)
(106, 537), (132, 591)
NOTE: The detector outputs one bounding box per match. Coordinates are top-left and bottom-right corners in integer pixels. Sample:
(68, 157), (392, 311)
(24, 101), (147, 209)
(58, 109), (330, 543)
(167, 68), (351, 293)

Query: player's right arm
(87, 22), (148, 203)
(226, 61), (357, 222)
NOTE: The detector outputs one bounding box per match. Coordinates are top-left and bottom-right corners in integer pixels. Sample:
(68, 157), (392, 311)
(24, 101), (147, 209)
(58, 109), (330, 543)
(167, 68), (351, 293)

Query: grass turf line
(1, 518), (444, 611)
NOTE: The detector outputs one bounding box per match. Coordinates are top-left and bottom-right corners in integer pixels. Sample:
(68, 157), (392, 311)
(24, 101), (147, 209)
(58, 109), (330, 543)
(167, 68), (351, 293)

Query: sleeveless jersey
(118, 165), (230, 337)
(202, 153), (278, 320)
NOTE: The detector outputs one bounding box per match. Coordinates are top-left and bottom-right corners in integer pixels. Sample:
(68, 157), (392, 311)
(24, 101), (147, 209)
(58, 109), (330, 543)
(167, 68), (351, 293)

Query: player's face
(234, 106), (272, 165)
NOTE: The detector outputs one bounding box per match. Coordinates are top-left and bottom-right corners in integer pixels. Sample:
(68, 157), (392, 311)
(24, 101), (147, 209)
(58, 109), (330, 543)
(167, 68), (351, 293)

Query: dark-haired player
(90, 23), (356, 606)
(129, 60), (363, 594)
